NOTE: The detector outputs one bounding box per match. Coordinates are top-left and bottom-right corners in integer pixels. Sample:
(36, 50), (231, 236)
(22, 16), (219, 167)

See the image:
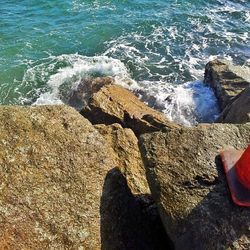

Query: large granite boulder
(81, 84), (179, 135)
(217, 86), (250, 123)
(204, 59), (250, 109)
(139, 123), (250, 250)
(0, 105), (170, 249)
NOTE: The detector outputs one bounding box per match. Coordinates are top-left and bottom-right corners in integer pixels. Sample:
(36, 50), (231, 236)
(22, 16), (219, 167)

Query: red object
(220, 145), (250, 207)
(235, 145), (250, 190)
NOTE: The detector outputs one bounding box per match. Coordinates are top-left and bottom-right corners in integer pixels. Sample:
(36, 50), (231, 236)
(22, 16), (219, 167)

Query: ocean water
(1, 0), (250, 125)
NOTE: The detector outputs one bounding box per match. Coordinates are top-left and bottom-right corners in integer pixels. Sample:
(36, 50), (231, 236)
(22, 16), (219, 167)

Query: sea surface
(1, 0), (250, 125)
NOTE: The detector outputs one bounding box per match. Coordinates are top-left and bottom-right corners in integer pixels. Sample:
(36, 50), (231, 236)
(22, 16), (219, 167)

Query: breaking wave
(17, 53), (219, 126)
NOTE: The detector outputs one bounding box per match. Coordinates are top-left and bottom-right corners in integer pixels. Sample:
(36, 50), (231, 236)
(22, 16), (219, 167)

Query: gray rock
(217, 86), (250, 123)
(139, 123), (250, 250)
(204, 59), (250, 109)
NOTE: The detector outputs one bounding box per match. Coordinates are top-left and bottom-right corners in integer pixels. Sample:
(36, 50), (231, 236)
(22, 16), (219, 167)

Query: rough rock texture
(139, 123), (250, 250)
(217, 86), (250, 123)
(0, 105), (111, 249)
(204, 59), (250, 109)
(95, 123), (150, 195)
(81, 84), (179, 135)
(66, 77), (114, 110)
(0, 105), (171, 249)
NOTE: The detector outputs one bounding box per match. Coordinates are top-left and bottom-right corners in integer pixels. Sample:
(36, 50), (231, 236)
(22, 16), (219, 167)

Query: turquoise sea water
(1, 0), (250, 125)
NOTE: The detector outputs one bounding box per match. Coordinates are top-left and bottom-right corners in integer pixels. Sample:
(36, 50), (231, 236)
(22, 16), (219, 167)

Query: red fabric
(235, 144), (250, 190)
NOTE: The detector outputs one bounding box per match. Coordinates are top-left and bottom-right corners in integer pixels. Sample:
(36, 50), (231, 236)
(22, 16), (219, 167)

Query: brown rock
(217, 86), (250, 123)
(65, 76), (114, 110)
(0, 105), (172, 249)
(0, 105), (112, 249)
(95, 124), (173, 249)
(81, 84), (179, 135)
(139, 123), (250, 250)
(95, 123), (150, 195)
(204, 59), (250, 109)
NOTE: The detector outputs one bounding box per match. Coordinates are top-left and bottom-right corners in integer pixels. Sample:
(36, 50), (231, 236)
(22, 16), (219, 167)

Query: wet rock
(139, 123), (250, 250)
(217, 86), (250, 123)
(204, 59), (250, 109)
(81, 84), (179, 135)
(66, 76), (114, 110)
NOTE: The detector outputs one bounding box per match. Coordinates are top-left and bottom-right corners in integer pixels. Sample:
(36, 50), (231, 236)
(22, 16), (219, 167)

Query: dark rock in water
(217, 86), (250, 123)
(0, 105), (171, 249)
(67, 76), (114, 110)
(81, 84), (179, 136)
(204, 59), (250, 110)
(139, 123), (250, 250)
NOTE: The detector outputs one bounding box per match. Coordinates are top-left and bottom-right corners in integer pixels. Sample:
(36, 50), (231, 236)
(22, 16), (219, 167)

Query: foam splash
(19, 54), (138, 105)
(162, 81), (220, 126)
(137, 80), (219, 126)
(20, 52), (220, 126)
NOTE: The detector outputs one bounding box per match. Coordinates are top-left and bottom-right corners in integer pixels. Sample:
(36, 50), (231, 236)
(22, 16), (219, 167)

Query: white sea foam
(137, 80), (219, 126)
(21, 0), (250, 125)
(162, 81), (219, 126)
(21, 52), (220, 126)
(22, 54), (137, 105)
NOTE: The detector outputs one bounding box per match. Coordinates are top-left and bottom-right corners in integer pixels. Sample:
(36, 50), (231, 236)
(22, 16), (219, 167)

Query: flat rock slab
(204, 59), (250, 109)
(139, 123), (250, 250)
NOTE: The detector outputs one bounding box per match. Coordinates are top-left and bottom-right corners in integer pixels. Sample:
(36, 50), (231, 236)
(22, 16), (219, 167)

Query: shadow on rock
(171, 155), (250, 249)
(100, 167), (174, 250)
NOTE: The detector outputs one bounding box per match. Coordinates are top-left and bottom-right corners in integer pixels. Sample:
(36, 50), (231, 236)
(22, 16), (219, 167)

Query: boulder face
(139, 123), (250, 250)
(94, 123), (150, 195)
(204, 59), (250, 109)
(0, 105), (111, 249)
(0, 105), (171, 249)
(217, 86), (250, 123)
(81, 84), (179, 135)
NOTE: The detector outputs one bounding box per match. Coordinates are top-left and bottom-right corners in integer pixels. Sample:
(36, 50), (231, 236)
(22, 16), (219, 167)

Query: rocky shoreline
(0, 59), (249, 249)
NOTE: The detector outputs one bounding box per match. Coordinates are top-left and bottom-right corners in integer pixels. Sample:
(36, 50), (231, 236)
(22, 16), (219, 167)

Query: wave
(18, 53), (219, 126)
(18, 54), (138, 105)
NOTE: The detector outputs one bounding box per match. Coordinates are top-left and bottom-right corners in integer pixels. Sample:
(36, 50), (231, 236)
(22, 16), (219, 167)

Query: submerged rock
(81, 84), (179, 135)
(0, 105), (170, 249)
(139, 123), (250, 250)
(204, 59), (250, 110)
